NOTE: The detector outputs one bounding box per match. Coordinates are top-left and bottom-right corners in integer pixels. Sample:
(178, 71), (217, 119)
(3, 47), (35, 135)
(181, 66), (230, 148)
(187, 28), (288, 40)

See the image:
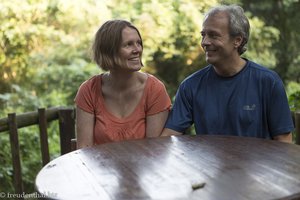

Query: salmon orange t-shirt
(75, 73), (171, 145)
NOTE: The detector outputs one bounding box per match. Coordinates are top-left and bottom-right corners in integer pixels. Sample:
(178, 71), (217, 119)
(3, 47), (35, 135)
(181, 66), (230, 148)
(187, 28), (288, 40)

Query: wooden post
(8, 113), (24, 196)
(38, 108), (50, 166)
(295, 111), (300, 145)
(58, 108), (75, 155)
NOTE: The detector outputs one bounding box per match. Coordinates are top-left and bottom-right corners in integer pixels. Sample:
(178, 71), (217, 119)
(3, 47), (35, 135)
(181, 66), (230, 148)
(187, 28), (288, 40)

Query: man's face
(201, 12), (238, 67)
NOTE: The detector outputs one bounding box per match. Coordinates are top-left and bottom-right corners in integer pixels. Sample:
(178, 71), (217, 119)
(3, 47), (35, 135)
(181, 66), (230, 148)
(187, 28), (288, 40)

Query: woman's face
(118, 27), (143, 71)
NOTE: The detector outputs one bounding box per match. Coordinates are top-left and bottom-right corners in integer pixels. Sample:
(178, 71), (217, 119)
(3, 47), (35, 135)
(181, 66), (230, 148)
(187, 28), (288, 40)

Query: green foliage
(239, 0), (300, 82)
(0, 133), (14, 192)
(0, 0), (105, 193)
(287, 82), (300, 111)
(0, 0), (106, 112)
(0, 123), (60, 193)
(244, 15), (280, 68)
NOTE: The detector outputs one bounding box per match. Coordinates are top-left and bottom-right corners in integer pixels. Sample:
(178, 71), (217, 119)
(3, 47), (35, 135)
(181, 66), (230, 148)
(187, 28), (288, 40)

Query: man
(162, 4), (294, 143)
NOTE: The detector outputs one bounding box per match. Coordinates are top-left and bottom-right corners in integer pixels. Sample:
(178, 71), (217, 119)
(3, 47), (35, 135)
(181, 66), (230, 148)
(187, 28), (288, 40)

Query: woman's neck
(103, 71), (142, 91)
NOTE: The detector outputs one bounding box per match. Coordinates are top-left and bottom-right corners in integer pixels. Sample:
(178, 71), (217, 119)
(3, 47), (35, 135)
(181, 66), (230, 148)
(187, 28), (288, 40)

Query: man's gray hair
(205, 5), (250, 55)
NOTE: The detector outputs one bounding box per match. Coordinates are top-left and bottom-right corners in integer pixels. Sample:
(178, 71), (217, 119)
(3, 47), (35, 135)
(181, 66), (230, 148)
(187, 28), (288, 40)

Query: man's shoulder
(182, 65), (212, 84)
(246, 60), (281, 81)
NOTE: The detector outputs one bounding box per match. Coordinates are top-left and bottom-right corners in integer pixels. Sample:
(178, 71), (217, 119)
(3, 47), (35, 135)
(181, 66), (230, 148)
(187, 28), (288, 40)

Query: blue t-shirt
(165, 59), (294, 139)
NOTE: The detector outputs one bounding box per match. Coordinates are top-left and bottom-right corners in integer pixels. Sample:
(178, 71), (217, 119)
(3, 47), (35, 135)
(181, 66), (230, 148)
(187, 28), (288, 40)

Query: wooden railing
(0, 106), (76, 197)
(293, 111), (300, 145)
(0, 107), (300, 197)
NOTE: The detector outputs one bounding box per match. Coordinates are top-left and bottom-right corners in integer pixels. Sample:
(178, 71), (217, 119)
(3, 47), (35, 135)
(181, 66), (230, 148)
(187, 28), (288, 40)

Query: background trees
(241, 0), (300, 83)
(2, 0), (299, 112)
(1, 0), (300, 193)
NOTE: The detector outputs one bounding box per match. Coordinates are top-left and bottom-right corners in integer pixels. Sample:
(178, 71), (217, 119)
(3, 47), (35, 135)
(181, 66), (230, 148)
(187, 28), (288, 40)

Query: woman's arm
(161, 128), (183, 137)
(76, 106), (95, 149)
(145, 110), (169, 138)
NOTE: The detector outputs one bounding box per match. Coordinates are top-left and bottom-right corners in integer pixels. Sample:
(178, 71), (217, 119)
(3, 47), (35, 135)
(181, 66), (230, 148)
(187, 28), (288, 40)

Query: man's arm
(161, 128), (183, 137)
(273, 132), (292, 143)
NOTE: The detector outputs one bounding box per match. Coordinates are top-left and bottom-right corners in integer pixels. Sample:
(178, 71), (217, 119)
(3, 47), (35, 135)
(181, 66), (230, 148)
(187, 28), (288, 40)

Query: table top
(35, 135), (300, 200)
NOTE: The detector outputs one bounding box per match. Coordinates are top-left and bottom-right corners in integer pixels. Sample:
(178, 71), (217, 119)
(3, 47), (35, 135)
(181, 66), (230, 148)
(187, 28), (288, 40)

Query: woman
(75, 20), (171, 148)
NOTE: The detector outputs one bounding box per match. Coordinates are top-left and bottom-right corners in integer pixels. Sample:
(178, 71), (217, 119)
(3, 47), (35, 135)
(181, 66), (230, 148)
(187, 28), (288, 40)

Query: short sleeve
(268, 77), (294, 136)
(74, 76), (99, 114)
(145, 75), (171, 116)
(165, 81), (194, 133)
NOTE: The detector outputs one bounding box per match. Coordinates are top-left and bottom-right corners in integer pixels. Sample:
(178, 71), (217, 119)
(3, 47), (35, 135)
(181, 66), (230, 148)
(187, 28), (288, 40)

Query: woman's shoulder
(83, 74), (102, 84)
(142, 73), (168, 96)
(79, 74), (102, 89)
(144, 73), (165, 86)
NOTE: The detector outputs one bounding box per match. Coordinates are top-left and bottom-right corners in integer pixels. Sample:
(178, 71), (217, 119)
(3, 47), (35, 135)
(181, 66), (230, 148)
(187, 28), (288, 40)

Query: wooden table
(35, 135), (300, 200)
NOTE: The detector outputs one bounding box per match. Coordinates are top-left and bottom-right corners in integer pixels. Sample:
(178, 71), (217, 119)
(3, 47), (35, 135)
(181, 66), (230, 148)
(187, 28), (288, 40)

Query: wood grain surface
(35, 135), (300, 200)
